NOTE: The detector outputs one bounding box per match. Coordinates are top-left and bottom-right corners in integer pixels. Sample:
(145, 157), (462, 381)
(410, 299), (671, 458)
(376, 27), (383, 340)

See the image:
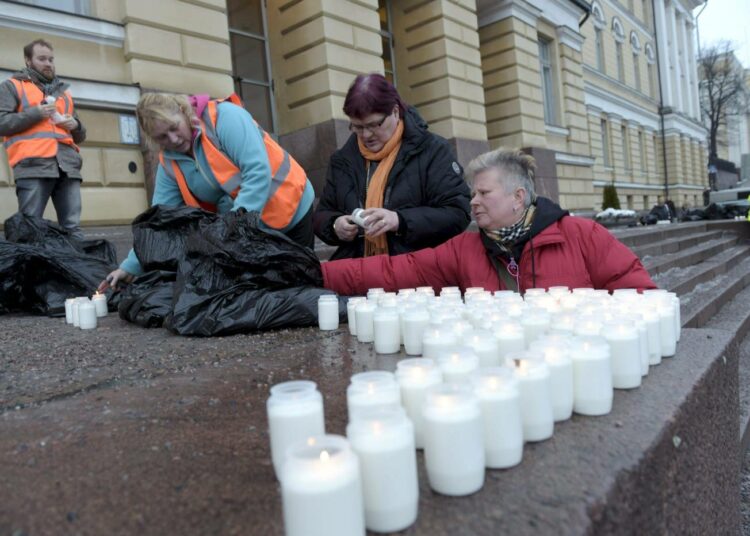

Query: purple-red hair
(343, 73), (407, 120)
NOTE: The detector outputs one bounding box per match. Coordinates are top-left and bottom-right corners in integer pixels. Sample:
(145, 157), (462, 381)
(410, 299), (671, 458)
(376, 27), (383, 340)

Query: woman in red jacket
(322, 148), (656, 295)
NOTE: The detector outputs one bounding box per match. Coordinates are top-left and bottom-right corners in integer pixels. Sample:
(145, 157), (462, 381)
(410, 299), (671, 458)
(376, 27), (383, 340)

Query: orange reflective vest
(2, 78), (78, 168)
(159, 94), (307, 230)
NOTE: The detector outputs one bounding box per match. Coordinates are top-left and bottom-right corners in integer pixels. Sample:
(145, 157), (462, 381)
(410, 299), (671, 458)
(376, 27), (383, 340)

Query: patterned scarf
(23, 67), (61, 96)
(358, 119), (404, 257)
(484, 204), (536, 255)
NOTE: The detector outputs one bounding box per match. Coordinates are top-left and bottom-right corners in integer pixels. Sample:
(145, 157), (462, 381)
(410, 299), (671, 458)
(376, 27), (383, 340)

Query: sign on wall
(119, 115), (140, 145)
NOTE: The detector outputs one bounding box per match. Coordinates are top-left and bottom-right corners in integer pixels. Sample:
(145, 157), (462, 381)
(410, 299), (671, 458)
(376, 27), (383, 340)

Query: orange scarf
(358, 119), (404, 256)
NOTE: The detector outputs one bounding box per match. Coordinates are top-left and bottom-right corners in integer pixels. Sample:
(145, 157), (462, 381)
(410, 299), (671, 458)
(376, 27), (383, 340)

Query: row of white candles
(63, 292), (108, 329)
(271, 285), (681, 535)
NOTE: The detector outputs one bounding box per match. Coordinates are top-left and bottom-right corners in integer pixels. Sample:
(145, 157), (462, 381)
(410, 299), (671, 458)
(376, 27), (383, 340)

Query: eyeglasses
(348, 113), (390, 135)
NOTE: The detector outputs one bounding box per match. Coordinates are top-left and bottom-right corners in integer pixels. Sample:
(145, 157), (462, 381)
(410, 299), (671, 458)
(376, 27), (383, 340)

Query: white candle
(549, 313), (577, 334)
(281, 435), (365, 536)
(464, 331), (500, 367)
(422, 384), (485, 496)
(508, 352), (554, 442)
(625, 313), (650, 376)
(519, 307), (550, 347)
(528, 340), (574, 422)
(64, 297), (75, 324)
(494, 321), (526, 360)
(524, 288), (546, 298)
(318, 295), (339, 331)
(548, 286), (570, 297)
(647, 295), (677, 358)
(421, 322), (458, 360)
(355, 301), (376, 343)
(395, 358), (442, 449)
(346, 297), (365, 336)
(267, 380), (325, 478)
(373, 308), (400, 354)
(346, 407), (418, 533)
(91, 292), (108, 317)
(437, 348), (480, 385)
(77, 300), (97, 330)
(451, 320), (475, 340)
(641, 308), (662, 365)
(72, 296), (88, 327)
(575, 315), (603, 337)
(402, 308), (429, 356)
(347, 371), (401, 421)
(602, 321), (642, 389)
(569, 336), (613, 416)
(367, 288), (385, 301)
(472, 367), (523, 469)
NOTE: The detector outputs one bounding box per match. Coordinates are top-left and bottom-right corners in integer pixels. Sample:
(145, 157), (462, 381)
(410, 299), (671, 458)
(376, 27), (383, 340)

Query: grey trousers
(15, 176), (83, 238)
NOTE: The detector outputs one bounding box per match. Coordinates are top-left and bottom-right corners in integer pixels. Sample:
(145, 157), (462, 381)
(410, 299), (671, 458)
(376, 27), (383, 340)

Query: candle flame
(306, 437), (316, 446)
(372, 421), (382, 435)
(320, 449), (330, 462)
(489, 377), (499, 389)
(367, 382), (375, 394)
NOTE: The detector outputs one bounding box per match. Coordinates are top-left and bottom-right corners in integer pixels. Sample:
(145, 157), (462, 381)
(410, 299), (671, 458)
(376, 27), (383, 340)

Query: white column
(668, 5), (683, 112)
(653, 0), (673, 107)
(686, 21), (700, 119)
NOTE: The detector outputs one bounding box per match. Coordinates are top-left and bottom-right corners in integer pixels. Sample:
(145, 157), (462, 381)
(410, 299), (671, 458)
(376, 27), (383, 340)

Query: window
(378, 0), (396, 85)
(595, 29), (605, 73)
(627, 195), (634, 209)
(643, 195), (649, 208)
(15, 0), (90, 15)
(638, 130), (646, 170)
(642, 0), (651, 29)
(622, 125), (631, 171)
(228, 0), (276, 133)
(601, 119), (612, 167)
(633, 54), (641, 91)
(616, 42), (624, 82)
(645, 44), (657, 99)
(538, 38), (557, 125)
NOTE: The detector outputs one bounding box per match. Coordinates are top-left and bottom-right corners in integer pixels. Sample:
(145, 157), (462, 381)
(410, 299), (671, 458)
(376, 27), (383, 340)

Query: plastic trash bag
(117, 270), (176, 328)
(120, 206), (335, 336)
(0, 214), (117, 316)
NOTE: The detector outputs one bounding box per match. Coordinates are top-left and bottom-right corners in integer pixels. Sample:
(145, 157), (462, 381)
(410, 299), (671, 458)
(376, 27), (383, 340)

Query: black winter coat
(313, 107), (471, 260)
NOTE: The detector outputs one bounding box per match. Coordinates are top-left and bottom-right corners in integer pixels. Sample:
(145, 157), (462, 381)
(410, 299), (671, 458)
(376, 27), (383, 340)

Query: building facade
(0, 0), (708, 228)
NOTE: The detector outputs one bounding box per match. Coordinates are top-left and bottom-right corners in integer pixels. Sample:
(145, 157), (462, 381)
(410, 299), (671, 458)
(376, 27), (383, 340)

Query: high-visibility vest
(160, 94), (307, 229)
(2, 78), (78, 168)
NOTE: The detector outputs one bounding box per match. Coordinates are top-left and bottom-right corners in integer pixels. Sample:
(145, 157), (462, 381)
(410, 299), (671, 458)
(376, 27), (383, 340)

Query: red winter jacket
(322, 211), (656, 295)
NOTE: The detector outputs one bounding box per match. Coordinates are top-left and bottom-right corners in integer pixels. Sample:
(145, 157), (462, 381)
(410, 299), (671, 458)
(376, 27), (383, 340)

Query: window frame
(538, 36), (559, 126)
(601, 118), (612, 168)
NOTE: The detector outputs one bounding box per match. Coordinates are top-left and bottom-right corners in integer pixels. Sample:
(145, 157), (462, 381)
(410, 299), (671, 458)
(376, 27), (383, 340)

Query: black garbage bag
(704, 203), (728, 220)
(4, 212), (117, 264)
(681, 208), (706, 222)
(117, 270), (176, 328)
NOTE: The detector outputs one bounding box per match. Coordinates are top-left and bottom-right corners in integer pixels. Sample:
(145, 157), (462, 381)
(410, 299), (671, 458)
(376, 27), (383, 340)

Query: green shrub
(602, 183), (621, 210)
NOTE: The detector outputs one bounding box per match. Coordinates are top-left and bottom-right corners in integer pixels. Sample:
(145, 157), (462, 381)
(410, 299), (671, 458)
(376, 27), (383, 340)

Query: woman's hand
(333, 215), (359, 242)
(361, 208), (399, 238)
(98, 268), (134, 292)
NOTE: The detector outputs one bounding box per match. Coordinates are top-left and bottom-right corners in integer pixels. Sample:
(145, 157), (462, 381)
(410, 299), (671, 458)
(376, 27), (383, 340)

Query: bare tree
(698, 41), (748, 163)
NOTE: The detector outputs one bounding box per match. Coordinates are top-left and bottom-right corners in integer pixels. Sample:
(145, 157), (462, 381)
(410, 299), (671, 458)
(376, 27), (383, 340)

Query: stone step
(631, 229), (726, 259)
(680, 255), (750, 329)
(612, 220), (711, 248)
(643, 235), (741, 276)
(739, 335), (750, 454)
(652, 244), (750, 297)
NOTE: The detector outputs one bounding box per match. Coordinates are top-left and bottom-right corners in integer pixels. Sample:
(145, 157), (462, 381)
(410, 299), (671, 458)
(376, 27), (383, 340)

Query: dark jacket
(0, 70), (86, 180)
(313, 106), (471, 260)
(322, 197), (657, 295)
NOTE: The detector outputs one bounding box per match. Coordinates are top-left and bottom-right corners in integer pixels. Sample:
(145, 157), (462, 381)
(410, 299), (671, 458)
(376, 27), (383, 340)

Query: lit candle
(529, 340), (574, 422)
(569, 336), (613, 416)
(549, 313), (577, 334)
(509, 352), (554, 442)
(519, 307), (550, 347)
(346, 297), (366, 336)
(77, 300), (97, 330)
(402, 308), (430, 356)
(472, 367), (523, 469)
(373, 308), (400, 354)
(64, 297), (75, 324)
(625, 312), (650, 376)
(267, 380), (325, 478)
(602, 321), (642, 389)
(395, 358), (442, 448)
(437, 348), (480, 385)
(346, 407), (418, 533)
(347, 371), (401, 421)
(317, 295), (339, 331)
(280, 435), (365, 536)
(451, 320), (475, 340)
(421, 321), (458, 360)
(494, 321), (526, 360)
(422, 384), (485, 496)
(574, 314), (603, 337)
(641, 308), (662, 365)
(464, 331), (500, 367)
(645, 292), (677, 357)
(355, 301), (376, 343)
(367, 288), (385, 301)
(523, 288), (546, 298)
(548, 286), (570, 297)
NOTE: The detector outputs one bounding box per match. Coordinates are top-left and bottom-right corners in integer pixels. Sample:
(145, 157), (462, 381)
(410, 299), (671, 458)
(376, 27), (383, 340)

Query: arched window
(592, 2), (606, 72)
(631, 32), (642, 92)
(612, 18), (625, 82)
(645, 43), (657, 98)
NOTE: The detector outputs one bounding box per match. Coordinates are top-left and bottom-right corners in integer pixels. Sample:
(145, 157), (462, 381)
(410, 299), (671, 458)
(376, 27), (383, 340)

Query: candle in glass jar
(267, 380), (325, 478)
(575, 315), (603, 337)
(347, 371), (401, 421)
(421, 322), (458, 359)
(519, 307), (550, 347)
(422, 384), (485, 496)
(72, 296), (88, 327)
(472, 367), (523, 469)
(355, 301), (376, 343)
(395, 358), (442, 448)
(494, 321), (526, 360)
(402, 308), (429, 356)
(528, 340), (573, 422)
(641, 308), (662, 365)
(508, 352), (554, 442)
(91, 292), (108, 317)
(77, 300), (97, 330)
(281, 435), (365, 536)
(602, 320), (642, 389)
(373, 308), (400, 354)
(64, 297), (76, 324)
(318, 295), (339, 331)
(346, 407), (418, 533)
(569, 336), (613, 416)
(437, 348), (480, 385)
(464, 331), (499, 367)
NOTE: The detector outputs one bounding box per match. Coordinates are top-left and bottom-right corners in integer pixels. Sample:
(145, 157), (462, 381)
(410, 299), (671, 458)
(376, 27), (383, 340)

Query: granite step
(652, 243), (750, 297)
(680, 255), (750, 329)
(642, 235), (741, 276)
(631, 229), (726, 259)
(611, 220), (711, 248)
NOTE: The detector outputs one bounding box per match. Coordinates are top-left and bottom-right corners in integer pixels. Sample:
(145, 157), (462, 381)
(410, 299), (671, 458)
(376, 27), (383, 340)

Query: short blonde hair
(136, 93), (196, 149)
(466, 148), (537, 208)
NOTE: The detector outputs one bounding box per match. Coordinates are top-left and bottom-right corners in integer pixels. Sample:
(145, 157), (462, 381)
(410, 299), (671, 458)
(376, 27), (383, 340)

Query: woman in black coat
(313, 73), (471, 260)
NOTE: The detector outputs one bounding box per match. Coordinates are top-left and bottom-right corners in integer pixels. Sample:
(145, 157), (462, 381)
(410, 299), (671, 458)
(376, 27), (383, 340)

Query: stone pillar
(653, 0), (673, 107)
(478, 0), (546, 150)
(391, 0), (489, 165)
(667, 5), (683, 112)
(608, 114), (624, 179)
(267, 0), (383, 193)
(686, 21), (701, 119)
